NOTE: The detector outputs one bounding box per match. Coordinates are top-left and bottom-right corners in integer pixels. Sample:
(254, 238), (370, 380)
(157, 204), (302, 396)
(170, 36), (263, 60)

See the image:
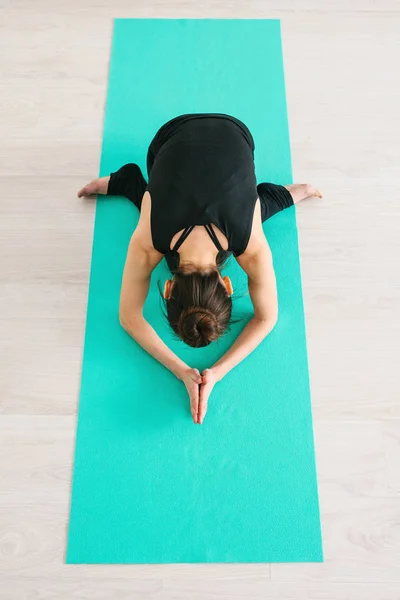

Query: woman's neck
(178, 228), (218, 270)
(179, 248), (217, 270)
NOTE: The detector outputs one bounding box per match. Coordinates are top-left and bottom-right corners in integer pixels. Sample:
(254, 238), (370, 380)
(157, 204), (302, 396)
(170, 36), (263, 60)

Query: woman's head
(162, 264), (233, 348)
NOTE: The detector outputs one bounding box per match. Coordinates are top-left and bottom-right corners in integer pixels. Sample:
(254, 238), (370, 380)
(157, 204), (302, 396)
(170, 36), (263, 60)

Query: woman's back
(147, 114), (259, 256)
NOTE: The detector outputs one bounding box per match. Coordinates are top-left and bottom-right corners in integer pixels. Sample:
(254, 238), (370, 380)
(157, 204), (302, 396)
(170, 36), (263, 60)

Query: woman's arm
(119, 231), (188, 378)
(120, 230), (204, 423)
(196, 238), (278, 424)
(210, 238), (278, 382)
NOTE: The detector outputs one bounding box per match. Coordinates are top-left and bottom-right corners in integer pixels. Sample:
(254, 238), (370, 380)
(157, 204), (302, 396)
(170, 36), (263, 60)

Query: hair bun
(164, 268), (233, 348)
(178, 306), (220, 348)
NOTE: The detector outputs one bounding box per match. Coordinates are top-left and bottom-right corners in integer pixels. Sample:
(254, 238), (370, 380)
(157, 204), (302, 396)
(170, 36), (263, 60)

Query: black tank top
(146, 114), (258, 257)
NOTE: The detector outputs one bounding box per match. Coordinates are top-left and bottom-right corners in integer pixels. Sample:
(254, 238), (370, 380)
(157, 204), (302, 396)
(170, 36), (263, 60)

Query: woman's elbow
(119, 309), (144, 334)
(119, 311), (129, 332)
(266, 313), (278, 333)
(119, 306), (134, 332)
(256, 312), (278, 334)
(269, 313), (278, 331)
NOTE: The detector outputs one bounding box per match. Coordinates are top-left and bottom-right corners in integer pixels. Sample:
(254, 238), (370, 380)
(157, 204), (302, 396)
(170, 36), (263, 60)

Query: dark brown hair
(161, 264), (232, 348)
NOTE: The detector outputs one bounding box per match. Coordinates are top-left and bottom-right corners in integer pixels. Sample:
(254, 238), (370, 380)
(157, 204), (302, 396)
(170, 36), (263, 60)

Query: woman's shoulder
(236, 199), (270, 269)
(135, 191), (161, 255)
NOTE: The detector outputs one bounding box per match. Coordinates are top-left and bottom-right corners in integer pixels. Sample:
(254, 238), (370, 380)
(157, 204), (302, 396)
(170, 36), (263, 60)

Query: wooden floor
(1, 1), (399, 598)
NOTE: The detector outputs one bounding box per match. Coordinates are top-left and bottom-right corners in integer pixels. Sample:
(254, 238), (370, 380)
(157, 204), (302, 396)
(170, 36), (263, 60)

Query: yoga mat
(67, 18), (322, 564)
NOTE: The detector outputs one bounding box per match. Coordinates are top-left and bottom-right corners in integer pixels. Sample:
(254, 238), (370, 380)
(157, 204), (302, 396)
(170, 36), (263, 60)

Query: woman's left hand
(198, 368), (219, 424)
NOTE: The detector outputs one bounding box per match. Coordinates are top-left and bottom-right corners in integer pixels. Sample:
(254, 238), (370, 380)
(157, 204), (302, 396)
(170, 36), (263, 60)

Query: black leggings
(107, 163), (147, 211)
(107, 163), (293, 224)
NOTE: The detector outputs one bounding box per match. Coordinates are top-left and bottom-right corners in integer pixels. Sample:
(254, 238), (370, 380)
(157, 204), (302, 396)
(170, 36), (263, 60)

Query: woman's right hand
(181, 367), (203, 424)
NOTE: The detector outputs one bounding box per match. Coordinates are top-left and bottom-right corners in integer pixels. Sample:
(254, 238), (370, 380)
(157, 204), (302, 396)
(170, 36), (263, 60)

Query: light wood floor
(1, 1), (399, 598)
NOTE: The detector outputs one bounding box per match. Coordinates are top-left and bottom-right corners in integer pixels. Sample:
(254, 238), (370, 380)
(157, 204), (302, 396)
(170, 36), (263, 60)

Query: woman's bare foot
(284, 183), (323, 204)
(77, 176), (110, 198)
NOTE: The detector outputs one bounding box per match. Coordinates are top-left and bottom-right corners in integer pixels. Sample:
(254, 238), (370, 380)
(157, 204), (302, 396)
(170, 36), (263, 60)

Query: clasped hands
(180, 367), (220, 425)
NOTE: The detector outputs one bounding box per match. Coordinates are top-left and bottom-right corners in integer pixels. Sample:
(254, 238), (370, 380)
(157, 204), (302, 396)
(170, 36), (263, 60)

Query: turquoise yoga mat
(67, 18), (322, 564)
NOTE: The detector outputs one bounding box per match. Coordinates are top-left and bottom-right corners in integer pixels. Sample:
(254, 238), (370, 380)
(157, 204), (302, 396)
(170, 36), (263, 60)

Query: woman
(78, 114), (322, 425)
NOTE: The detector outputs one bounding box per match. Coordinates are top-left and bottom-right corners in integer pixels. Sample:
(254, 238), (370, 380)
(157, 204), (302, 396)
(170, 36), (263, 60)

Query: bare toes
(77, 183), (96, 198)
(306, 184), (323, 199)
